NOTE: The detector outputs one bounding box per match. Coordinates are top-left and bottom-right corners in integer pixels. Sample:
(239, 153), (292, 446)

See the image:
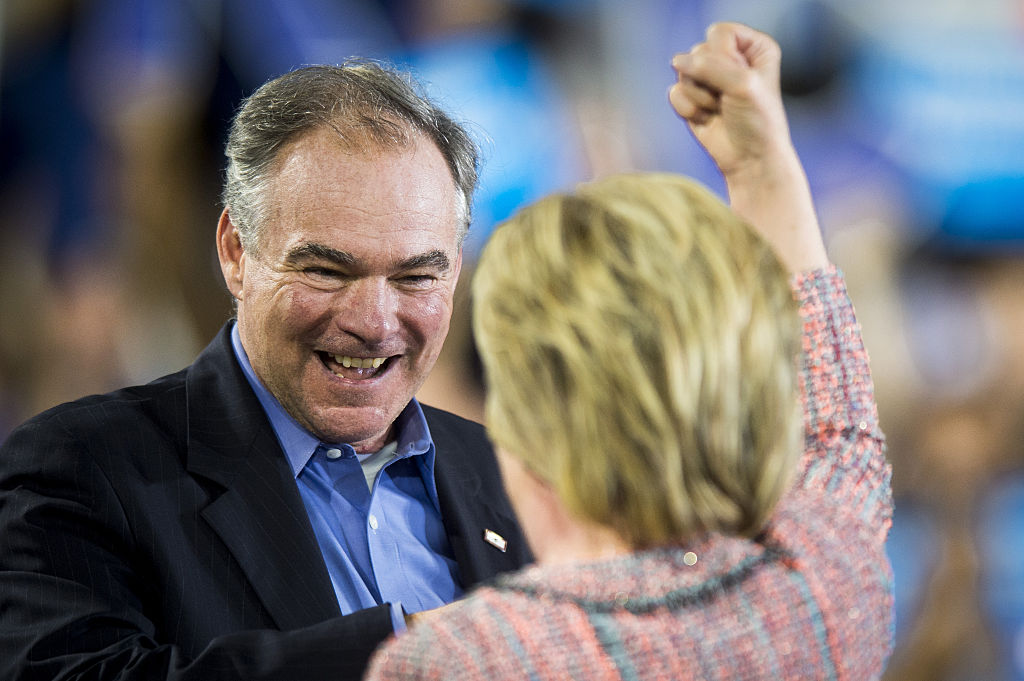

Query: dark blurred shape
(774, 0), (853, 98)
(939, 177), (1024, 252)
(978, 473), (1024, 681)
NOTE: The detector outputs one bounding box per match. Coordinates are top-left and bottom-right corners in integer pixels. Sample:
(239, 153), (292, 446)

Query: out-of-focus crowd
(2, 0), (1023, 678)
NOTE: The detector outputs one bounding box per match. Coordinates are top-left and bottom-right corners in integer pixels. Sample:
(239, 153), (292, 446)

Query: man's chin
(307, 404), (400, 452)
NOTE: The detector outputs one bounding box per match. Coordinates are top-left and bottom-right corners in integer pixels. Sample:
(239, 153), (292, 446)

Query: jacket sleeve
(789, 266), (892, 542)
(0, 415), (394, 681)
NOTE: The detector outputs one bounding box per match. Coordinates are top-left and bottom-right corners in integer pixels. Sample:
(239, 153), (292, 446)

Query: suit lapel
(426, 406), (533, 587)
(184, 325), (339, 630)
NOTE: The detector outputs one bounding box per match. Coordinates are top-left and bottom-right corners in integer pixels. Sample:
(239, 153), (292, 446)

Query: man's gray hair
(223, 61), (479, 252)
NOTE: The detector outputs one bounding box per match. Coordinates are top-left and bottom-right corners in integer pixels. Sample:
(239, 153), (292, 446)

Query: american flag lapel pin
(483, 529), (507, 552)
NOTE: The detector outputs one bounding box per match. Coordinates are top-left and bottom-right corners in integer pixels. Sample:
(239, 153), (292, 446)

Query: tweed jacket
(366, 267), (894, 681)
(0, 324), (531, 681)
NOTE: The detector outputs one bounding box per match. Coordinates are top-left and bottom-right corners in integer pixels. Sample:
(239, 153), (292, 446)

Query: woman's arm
(670, 21), (828, 274)
(671, 22), (890, 535)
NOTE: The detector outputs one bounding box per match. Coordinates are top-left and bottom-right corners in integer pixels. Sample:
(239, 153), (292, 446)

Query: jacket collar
(181, 324), (530, 627)
(183, 323), (340, 630)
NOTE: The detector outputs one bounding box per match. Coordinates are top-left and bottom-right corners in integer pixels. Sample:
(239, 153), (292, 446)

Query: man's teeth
(332, 355), (386, 369)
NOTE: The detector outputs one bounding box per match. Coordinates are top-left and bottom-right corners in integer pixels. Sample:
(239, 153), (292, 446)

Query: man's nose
(339, 277), (399, 344)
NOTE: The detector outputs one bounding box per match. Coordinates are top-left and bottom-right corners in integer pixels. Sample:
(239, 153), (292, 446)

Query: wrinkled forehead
(260, 127), (463, 256)
(297, 119), (470, 236)
(279, 122), (459, 200)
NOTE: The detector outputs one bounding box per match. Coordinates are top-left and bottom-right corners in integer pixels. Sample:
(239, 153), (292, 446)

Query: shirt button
(368, 514), (379, 530)
(325, 448), (343, 460)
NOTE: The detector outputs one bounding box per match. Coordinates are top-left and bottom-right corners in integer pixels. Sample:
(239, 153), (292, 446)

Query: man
(0, 62), (530, 680)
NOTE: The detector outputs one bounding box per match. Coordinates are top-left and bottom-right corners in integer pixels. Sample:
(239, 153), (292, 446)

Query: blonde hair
(472, 173), (801, 548)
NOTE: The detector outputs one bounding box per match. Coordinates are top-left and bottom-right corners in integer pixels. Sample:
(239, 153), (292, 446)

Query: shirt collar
(229, 322), (435, 478)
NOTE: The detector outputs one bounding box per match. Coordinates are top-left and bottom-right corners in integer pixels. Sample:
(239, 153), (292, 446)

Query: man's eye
(401, 274), (436, 285)
(304, 267), (337, 277)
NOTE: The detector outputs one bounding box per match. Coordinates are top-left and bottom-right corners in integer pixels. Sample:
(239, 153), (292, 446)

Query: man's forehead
(258, 128), (463, 253)
(273, 123), (442, 178)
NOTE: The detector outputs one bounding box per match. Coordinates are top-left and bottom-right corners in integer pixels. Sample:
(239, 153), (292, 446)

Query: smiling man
(0, 63), (530, 681)
(222, 127), (463, 452)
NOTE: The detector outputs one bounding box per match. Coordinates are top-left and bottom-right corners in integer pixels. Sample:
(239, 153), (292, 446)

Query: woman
(366, 22), (893, 681)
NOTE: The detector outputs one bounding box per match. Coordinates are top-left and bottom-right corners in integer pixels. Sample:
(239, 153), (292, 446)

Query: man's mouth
(319, 352), (392, 379)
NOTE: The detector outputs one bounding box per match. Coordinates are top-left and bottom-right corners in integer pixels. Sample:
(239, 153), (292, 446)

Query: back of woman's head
(472, 173), (802, 547)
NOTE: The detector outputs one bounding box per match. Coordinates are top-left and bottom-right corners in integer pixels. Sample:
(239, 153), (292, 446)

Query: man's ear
(216, 208), (246, 301)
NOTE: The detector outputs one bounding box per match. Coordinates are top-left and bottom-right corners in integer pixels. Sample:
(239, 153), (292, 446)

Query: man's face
(222, 128), (463, 452)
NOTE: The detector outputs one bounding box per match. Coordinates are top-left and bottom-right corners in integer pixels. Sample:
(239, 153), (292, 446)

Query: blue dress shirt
(229, 324), (463, 628)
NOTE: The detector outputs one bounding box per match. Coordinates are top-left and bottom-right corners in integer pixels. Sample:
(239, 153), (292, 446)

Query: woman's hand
(670, 22), (830, 273)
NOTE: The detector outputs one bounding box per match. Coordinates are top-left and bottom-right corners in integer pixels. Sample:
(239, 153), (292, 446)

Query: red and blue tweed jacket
(366, 267), (894, 681)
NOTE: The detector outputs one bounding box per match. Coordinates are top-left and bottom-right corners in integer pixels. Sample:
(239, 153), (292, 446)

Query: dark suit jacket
(0, 325), (531, 681)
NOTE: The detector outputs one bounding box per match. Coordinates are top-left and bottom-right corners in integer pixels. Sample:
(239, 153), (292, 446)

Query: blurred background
(2, 0), (1023, 677)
